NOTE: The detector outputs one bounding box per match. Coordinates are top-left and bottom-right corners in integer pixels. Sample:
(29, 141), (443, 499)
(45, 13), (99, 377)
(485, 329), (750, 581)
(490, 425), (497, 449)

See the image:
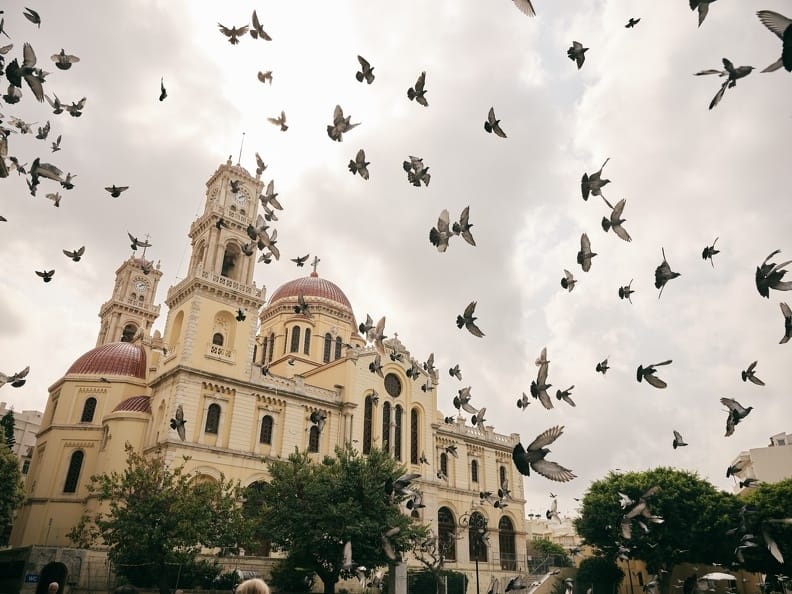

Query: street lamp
(459, 510), (489, 594)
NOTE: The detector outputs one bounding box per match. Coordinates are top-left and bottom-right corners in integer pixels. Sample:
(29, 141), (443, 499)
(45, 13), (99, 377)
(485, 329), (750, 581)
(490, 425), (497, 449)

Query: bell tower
(96, 250), (163, 346)
(159, 157), (267, 380)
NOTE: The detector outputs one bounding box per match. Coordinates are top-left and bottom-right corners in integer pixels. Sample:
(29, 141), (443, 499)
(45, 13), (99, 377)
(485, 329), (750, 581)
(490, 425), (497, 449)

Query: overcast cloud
(1, 0), (791, 520)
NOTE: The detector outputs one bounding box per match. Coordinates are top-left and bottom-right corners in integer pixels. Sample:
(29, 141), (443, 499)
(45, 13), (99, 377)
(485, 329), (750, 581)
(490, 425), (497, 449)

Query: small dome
(67, 342), (147, 379)
(269, 273), (353, 312)
(112, 395), (151, 414)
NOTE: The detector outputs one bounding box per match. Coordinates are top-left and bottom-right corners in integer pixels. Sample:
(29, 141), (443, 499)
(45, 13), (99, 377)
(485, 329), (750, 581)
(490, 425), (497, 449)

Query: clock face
(134, 280), (148, 292)
(235, 189), (249, 206)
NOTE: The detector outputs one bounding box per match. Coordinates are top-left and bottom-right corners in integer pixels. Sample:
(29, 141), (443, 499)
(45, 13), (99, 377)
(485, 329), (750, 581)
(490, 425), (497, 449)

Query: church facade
(10, 159), (528, 586)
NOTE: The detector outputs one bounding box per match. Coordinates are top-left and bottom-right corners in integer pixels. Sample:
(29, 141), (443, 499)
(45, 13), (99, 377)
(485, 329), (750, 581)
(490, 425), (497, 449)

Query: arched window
(410, 408), (419, 464)
(260, 415), (273, 445)
(303, 328), (311, 355)
(323, 333), (332, 363)
(394, 405), (403, 460)
(267, 332), (275, 363)
(290, 326), (301, 353)
(499, 516), (517, 570)
(382, 402), (391, 454)
(499, 465), (508, 489)
(335, 336), (342, 360)
(440, 453), (448, 477)
(63, 450), (84, 493)
(212, 333), (224, 346)
(471, 459), (479, 483)
(308, 425), (320, 453)
(221, 243), (241, 279)
(205, 403), (221, 434)
(80, 397), (97, 423)
(121, 323), (137, 342)
(469, 512), (488, 562)
(438, 507), (456, 562)
(363, 395), (373, 455)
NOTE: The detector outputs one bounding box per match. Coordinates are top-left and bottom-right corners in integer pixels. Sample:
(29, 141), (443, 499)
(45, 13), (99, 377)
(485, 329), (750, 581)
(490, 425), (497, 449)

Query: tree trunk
(318, 572), (337, 594)
(158, 564), (170, 594)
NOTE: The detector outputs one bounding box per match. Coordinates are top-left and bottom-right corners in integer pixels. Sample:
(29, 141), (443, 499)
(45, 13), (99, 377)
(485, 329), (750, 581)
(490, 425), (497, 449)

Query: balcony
(207, 343), (234, 363)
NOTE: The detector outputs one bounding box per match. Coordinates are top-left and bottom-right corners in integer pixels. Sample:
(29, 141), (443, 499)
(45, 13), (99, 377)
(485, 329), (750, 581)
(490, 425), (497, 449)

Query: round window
(384, 373), (402, 397)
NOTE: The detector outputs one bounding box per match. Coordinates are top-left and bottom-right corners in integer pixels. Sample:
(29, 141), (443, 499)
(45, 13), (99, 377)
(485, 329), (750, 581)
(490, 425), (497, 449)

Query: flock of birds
(2, 3), (792, 591)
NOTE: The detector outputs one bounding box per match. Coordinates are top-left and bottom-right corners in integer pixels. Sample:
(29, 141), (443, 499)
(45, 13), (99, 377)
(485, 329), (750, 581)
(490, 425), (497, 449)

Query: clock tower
(96, 252), (163, 346)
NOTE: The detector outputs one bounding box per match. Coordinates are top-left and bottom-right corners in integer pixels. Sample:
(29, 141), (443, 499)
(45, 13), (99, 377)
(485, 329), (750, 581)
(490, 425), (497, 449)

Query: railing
(207, 343), (234, 361)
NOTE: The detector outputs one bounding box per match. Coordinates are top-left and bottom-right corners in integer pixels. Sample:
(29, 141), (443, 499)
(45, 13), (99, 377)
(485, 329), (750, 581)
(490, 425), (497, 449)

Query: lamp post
(459, 510), (489, 594)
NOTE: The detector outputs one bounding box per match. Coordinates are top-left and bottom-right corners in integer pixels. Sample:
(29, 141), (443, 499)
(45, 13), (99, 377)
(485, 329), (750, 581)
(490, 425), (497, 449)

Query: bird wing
(466, 320), (485, 337)
(709, 80), (728, 110)
(527, 425), (564, 450)
(463, 301), (477, 319)
(538, 389), (554, 410)
(415, 71), (426, 92)
(644, 374), (667, 389)
(781, 302), (792, 318)
(762, 526), (785, 564)
(612, 198), (627, 220)
(673, 430), (684, 442)
(531, 458), (575, 482)
(536, 361), (548, 385)
(512, 0), (536, 16)
(757, 10), (792, 40)
(487, 106), (496, 124)
(535, 347), (548, 367)
(581, 233), (591, 253)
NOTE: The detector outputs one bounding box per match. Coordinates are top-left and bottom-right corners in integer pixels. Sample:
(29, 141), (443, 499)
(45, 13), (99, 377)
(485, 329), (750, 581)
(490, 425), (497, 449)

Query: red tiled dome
(113, 395), (151, 414)
(67, 342), (147, 379)
(269, 273), (353, 312)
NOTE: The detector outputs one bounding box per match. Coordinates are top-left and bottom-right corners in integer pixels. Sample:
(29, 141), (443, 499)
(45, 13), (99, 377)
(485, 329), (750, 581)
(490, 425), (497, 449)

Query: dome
(269, 272), (353, 312)
(67, 342), (147, 379)
(112, 395), (151, 414)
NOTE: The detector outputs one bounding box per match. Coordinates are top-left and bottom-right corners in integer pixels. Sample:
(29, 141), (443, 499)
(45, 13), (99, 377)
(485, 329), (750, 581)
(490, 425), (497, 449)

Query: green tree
(68, 444), (250, 594)
(1, 411), (15, 447)
(249, 445), (429, 594)
(575, 556), (624, 594)
(0, 443), (24, 541)
(531, 538), (572, 567)
(574, 467), (740, 593)
(736, 478), (792, 584)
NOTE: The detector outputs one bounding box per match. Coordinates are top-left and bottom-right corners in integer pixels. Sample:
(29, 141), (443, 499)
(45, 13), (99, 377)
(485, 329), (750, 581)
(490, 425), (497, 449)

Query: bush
(119, 558), (223, 589)
(408, 568), (468, 594)
(268, 557), (315, 593)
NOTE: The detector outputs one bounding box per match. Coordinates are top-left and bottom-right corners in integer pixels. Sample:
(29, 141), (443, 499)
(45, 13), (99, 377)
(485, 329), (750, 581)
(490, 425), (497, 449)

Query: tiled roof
(269, 273), (353, 312)
(67, 342), (147, 379)
(113, 395), (151, 414)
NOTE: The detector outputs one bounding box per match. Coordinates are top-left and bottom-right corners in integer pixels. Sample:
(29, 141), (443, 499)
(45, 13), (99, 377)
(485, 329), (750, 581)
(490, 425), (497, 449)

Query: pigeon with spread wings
(601, 197), (632, 242)
(456, 301), (484, 337)
(170, 404), (187, 441)
(356, 55), (375, 84)
(581, 158), (610, 201)
(755, 250), (792, 297)
(407, 71), (428, 106)
(512, 426), (575, 482)
(637, 360), (672, 389)
(756, 11), (792, 73)
(218, 23), (249, 44)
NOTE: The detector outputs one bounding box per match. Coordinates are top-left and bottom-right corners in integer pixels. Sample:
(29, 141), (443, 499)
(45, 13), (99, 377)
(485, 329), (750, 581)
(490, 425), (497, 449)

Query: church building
(9, 158), (528, 588)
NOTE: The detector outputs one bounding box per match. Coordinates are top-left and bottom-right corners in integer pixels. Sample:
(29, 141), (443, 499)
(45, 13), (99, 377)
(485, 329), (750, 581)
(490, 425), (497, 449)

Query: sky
(1, 0), (791, 523)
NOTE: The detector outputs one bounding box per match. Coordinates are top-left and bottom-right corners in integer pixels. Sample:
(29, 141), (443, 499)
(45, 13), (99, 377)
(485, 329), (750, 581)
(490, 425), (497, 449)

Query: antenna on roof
(237, 132), (245, 166)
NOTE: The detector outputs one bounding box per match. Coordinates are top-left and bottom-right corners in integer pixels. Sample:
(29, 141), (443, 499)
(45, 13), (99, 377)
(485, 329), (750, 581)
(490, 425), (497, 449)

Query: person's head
(235, 578), (270, 594)
(113, 585), (139, 594)
(48, 583), (59, 594)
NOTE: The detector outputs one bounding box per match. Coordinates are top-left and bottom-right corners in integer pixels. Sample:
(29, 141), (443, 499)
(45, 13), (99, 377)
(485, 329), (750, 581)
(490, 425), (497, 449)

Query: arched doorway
(36, 562), (67, 594)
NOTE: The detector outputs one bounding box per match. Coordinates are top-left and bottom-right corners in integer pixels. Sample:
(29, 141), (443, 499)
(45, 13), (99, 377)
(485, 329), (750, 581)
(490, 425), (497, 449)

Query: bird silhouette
(456, 301), (485, 337)
(756, 11), (792, 73)
(702, 237), (720, 266)
(0, 366), (30, 388)
(596, 358), (609, 374)
(63, 246), (85, 262)
(169, 404), (187, 441)
(106, 185), (129, 198)
(779, 302), (792, 344)
(127, 232), (150, 251)
(626, 18), (641, 28)
(695, 59), (754, 109)
(512, 426), (575, 482)
(291, 254), (310, 267)
(567, 41), (588, 69)
(690, 0), (718, 27)
(556, 387), (576, 407)
(159, 77), (167, 101)
(236, 308), (246, 322)
(673, 430), (688, 449)
(249, 10), (272, 41)
(267, 111), (288, 131)
(218, 23), (249, 44)
(741, 361), (765, 385)
(655, 248), (681, 298)
(577, 233), (597, 271)
(722, 397), (753, 437)
(23, 7), (41, 27)
(561, 269), (577, 292)
(581, 158), (610, 201)
(403, 155), (431, 187)
(407, 71), (428, 106)
(636, 360), (672, 389)
(449, 364), (462, 381)
(430, 209), (452, 253)
(356, 55), (375, 84)
(257, 71), (273, 84)
(755, 250), (792, 297)
(516, 392), (531, 410)
(348, 149), (370, 180)
(484, 107), (507, 138)
(327, 104), (360, 142)
(35, 269), (54, 282)
(452, 206), (476, 247)
(601, 197), (632, 242)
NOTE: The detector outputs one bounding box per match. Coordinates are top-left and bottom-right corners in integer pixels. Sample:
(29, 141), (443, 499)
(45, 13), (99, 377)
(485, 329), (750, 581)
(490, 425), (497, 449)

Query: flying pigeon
(293, 294), (310, 315)
(601, 197), (632, 242)
(35, 269), (54, 282)
(291, 254), (310, 267)
(596, 358), (609, 374)
(407, 71), (428, 106)
(626, 18), (641, 28)
(695, 59), (754, 109)
(546, 498), (561, 522)
(567, 41), (588, 69)
(236, 308), (246, 322)
(556, 387), (576, 407)
(23, 7), (41, 27)
(581, 158), (610, 201)
(561, 269), (577, 292)
(249, 10), (272, 40)
(512, 426), (576, 482)
(106, 185), (129, 198)
(127, 232), (150, 251)
(702, 237), (719, 266)
(655, 248), (681, 298)
(449, 364), (462, 380)
(257, 71), (273, 84)
(348, 149), (370, 180)
(457, 301), (485, 337)
(430, 209), (452, 252)
(51, 135), (61, 152)
(327, 104), (360, 142)
(169, 404), (187, 441)
(0, 366), (30, 388)
(218, 23), (249, 44)
(403, 155), (431, 187)
(673, 430), (688, 449)
(755, 250), (792, 297)
(516, 392), (531, 410)
(356, 55), (375, 84)
(63, 246), (85, 262)
(452, 206), (476, 247)
(619, 279), (635, 303)
(577, 233), (597, 271)
(691, 0), (718, 27)
(267, 111), (288, 131)
(721, 397), (753, 436)
(756, 11), (792, 73)
(532, 349), (553, 410)
(636, 360), (673, 389)
(484, 107), (507, 138)
(741, 361), (765, 385)
(781, 302), (792, 344)
(159, 77), (167, 101)
(50, 49), (79, 70)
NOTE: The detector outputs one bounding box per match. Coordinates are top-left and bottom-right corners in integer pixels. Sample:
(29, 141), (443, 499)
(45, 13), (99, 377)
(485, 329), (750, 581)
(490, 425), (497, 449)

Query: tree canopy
(736, 478), (792, 578)
(0, 443), (24, 541)
(248, 445), (429, 594)
(1, 411), (15, 447)
(68, 444), (249, 594)
(574, 467), (740, 574)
